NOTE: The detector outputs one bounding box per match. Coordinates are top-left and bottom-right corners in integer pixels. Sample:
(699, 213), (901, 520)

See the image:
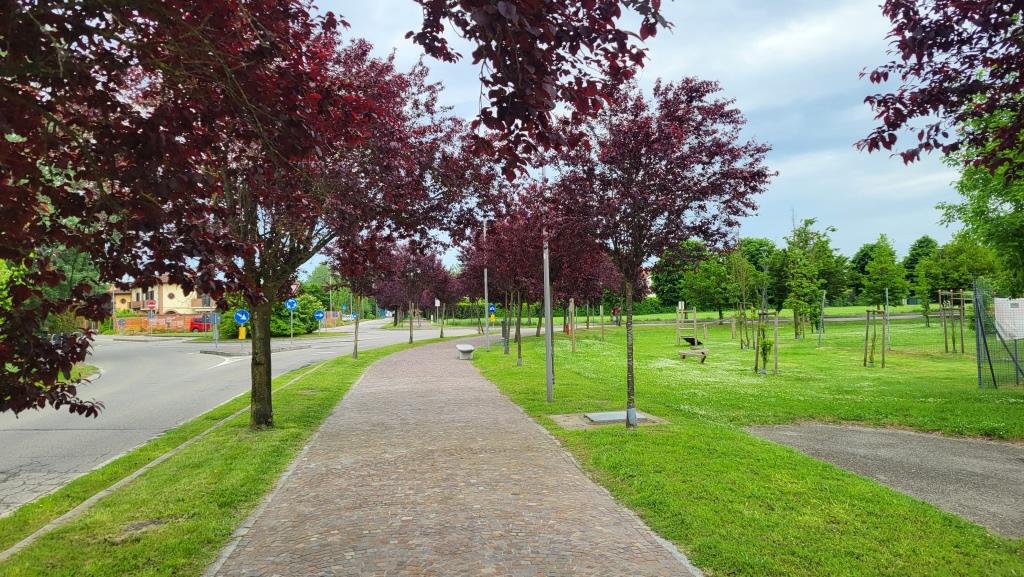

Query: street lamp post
(483, 220), (490, 350)
(543, 231), (554, 402)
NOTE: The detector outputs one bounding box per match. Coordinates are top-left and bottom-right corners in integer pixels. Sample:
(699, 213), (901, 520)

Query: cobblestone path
(211, 340), (700, 577)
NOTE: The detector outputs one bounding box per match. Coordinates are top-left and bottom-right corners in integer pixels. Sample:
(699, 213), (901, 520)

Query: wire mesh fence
(973, 278), (1024, 388)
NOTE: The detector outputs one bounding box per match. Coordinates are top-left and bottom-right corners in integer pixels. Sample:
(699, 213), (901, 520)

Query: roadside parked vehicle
(189, 315), (213, 333)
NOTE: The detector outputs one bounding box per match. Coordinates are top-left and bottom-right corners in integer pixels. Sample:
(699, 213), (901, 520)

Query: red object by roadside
(189, 316), (213, 333)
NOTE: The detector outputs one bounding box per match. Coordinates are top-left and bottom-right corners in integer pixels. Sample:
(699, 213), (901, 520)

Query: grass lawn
(474, 320), (1024, 577)
(440, 303), (925, 328)
(70, 364), (99, 380)
(0, 341), (431, 577)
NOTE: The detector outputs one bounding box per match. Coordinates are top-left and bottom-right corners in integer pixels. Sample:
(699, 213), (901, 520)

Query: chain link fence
(973, 278), (1024, 388)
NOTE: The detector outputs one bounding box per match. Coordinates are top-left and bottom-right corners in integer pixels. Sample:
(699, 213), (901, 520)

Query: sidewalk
(208, 339), (701, 577)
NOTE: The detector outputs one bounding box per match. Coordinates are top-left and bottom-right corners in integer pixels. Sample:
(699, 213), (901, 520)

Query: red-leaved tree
(860, 0), (1024, 173)
(1, 0), (669, 418)
(553, 78), (773, 427)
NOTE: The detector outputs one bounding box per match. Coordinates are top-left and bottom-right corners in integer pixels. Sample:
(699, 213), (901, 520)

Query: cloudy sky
(314, 0), (959, 265)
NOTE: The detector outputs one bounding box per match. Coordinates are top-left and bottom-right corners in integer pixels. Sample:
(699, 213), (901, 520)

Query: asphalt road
(0, 320), (476, 517)
(748, 423), (1024, 537)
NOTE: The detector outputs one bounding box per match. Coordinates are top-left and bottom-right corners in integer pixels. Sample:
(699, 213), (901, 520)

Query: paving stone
(211, 340), (700, 577)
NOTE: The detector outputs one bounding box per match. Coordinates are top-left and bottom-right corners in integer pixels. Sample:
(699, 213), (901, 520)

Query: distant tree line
(651, 219), (1009, 335)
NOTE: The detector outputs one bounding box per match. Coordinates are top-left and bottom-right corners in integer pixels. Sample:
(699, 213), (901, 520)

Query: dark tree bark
(250, 300), (274, 429)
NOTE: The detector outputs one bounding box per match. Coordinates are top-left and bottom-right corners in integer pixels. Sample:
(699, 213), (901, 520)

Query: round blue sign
(314, 310), (325, 321)
(285, 298), (298, 311)
(234, 309), (250, 325)
(488, 304), (496, 313)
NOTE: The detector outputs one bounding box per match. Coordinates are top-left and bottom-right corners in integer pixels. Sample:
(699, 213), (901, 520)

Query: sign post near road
(234, 309), (250, 351)
(146, 299), (157, 336)
(212, 313), (221, 349)
(314, 309), (325, 334)
(285, 298), (298, 345)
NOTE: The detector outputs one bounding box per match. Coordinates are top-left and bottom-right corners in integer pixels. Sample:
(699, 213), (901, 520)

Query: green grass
(70, 364), (98, 380)
(441, 303), (925, 328)
(0, 341), (431, 577)
(475, 321), (1024, 577)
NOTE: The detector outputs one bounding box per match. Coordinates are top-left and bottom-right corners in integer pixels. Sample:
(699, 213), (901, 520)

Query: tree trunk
(503, 294), (510, 355)
(625, 281), (637, 428)
(408, 300), (414, 344)
(440, 302), (445, 339)
(250, 300), (274, 429)
(536, 312), (543, 337)
(393, 308), (399, 327)
(352, 295), (360, 360)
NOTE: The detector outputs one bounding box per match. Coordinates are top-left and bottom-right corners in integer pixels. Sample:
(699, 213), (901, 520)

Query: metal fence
(973, 279), (1024, 388)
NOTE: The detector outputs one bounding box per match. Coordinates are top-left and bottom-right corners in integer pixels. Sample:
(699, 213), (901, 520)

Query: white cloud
(313, 0), (960, 260)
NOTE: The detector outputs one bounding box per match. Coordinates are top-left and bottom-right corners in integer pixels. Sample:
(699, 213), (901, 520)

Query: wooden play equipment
(862, 308), (887, 368)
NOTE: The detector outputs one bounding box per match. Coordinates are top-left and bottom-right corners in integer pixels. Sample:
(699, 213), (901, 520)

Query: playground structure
(675, 301), (701, 347)
(938, 289), (969, 354)
(862, 308), (887, 368)
(752, 310), (779, 374)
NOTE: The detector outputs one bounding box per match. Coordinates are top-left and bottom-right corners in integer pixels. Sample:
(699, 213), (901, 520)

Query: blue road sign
(234, 309), (250, 325)
(352, 313), (358, 319)
(285, 298), (298, 311)
(488, 304), (497, 313)
(342, 304), (348, 311)
(314, 310), (325, 321)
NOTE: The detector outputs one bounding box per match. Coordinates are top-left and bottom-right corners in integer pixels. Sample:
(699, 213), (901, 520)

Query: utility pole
(483, 220), (490, 350)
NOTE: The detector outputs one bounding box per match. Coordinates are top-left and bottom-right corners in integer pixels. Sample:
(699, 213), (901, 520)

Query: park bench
(456, 343), (475, 360)
(678, 348), (708, 364)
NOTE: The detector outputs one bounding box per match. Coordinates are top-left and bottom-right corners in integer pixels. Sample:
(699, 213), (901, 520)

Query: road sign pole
(290, 309), (294, 346)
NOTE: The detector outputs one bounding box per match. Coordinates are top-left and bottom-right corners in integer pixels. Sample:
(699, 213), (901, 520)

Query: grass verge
(475, 322), (1024, 577)
(0, 340), (431, 576)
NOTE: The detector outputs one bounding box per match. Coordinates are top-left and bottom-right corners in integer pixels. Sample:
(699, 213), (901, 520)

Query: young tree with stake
(553, 78), (773, 427)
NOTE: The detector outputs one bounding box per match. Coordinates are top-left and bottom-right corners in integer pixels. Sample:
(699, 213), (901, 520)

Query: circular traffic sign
(285, 298), (298, 311)
(234, 309), (250, 325)
(488, 304), (496, 313)
(146, 299), (157, 310)
(314, 310), (325, 321)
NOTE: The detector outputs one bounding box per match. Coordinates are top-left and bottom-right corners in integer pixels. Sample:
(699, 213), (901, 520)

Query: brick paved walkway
(209, 340), (701, 577)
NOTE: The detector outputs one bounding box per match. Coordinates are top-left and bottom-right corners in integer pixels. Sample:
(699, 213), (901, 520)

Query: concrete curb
(198, 345), (311, 357)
